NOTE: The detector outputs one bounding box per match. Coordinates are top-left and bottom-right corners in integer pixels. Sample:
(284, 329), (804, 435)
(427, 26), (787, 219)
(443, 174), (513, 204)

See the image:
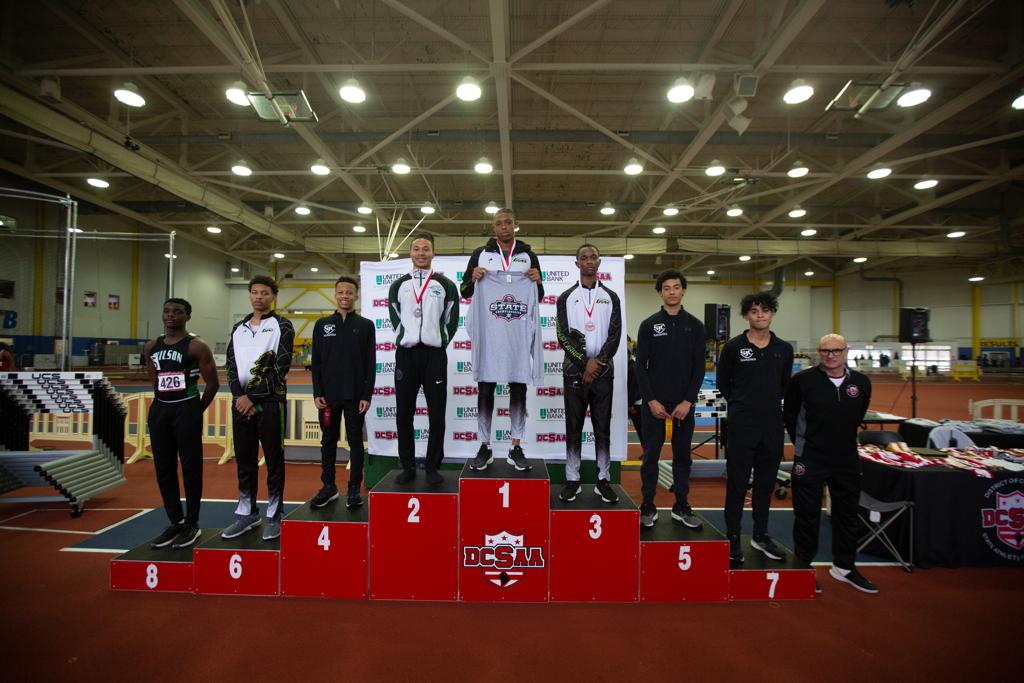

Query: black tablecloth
(898, 422), (1024, 449)
(860, 458), (1024, 568)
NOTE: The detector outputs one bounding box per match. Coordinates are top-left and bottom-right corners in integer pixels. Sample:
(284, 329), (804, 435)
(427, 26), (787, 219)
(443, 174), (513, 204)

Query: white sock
(832, 566), (851, 577)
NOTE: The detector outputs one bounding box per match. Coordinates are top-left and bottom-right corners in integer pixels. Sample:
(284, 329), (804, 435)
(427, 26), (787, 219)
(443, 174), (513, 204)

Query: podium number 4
(407, 497), (421, 523)
(318, 525), (331, 551)
(677, 545), (692, 571)
(766, 571), (779, 599)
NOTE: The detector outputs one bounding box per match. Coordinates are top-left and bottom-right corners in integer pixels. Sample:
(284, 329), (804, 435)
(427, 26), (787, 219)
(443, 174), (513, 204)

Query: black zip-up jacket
(716, 331), (794, 427)
(784, 365), (871, 462)
(634, 306), (706, 406)
(311, 311), (376, 402)
(459, 237), (544, 301)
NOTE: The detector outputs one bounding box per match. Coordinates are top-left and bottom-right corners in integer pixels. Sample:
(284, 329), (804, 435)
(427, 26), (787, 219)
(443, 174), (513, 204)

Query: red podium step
(459, 459), (550, 602)
(549, 484), (638, 602)
(728, 535), (816, 600)
(193, 528), (280, 596)
(281, 500), (369, 599)
(640, 511), (729, 602)
(369, 470), (459, 601)
(110, 532), (206, 593)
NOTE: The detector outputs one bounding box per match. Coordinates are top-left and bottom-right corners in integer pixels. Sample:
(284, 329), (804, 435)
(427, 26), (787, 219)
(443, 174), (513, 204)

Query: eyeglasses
(818, 348), (847, 356)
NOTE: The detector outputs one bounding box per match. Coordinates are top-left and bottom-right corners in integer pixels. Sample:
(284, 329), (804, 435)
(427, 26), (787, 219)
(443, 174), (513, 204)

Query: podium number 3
(588, 514), (602, 539)
(766, 571), (779, 598)
(407, 497), (421, 523)
(498, 482), (510, 508)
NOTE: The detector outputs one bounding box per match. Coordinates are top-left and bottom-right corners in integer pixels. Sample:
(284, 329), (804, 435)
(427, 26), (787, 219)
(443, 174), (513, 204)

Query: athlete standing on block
(634, 270), (706, 529)
(388, 233), (459, 485)
(222, 276), (294, 541)
(717, 292), (793, 564)
(144, 298), (219, 549)
(461, 208), (544, 471)
(556, 244), (621, 504)
(310, 275), (375, 509)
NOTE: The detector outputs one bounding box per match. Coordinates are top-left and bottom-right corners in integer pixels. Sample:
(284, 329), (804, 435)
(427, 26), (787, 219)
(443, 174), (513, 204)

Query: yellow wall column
(832, 278), (840, 333)
(971, 284), (981, 360)
(129, 240), (140, 338)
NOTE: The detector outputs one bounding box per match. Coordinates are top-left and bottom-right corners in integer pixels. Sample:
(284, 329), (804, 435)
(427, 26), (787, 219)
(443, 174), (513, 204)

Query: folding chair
(926, 427), (976, 450)
(858, 430), (902, 446)
(857, 491), (914, 572)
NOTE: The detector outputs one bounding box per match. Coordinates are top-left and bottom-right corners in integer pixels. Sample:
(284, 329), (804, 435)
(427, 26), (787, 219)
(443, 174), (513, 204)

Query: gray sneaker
(262, 518), (281, 541)
(640, 503), (658, 528)
(221, 513), (261, 539)
(671, 504), (703, 529)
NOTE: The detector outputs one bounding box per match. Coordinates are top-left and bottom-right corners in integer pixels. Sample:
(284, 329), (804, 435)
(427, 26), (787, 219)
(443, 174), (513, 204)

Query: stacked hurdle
(0, 372), (127, 516)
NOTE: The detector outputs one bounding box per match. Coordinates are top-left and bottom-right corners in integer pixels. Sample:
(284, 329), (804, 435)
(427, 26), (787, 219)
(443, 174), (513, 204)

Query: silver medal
(413, 307), (422, 318)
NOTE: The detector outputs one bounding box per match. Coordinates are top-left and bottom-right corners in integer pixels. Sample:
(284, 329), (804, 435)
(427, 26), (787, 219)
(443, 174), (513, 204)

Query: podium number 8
(677, 545), (692, 571)
(766, 571), (779, 599)
(145, 563), (158, 589)
(588, 514), (602, 539)
(407, 497), (421, 523)
(229, 553), (243, 579)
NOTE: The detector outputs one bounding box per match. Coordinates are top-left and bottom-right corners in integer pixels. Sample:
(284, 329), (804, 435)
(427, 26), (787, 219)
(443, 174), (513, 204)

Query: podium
(549, 485), (639, 602)
(369, 470), (459, 601)
(639, 511), (729, 602)
(459, 459), (550, 602)
(281, 501), (369, 599)
(194, 530), (280, 596)
(110, 534), (204, 593)
(728, 535), (816, 600)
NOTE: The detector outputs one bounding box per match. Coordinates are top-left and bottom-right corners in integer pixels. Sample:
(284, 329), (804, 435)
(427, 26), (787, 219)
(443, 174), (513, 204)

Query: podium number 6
(677, 545), (692, 571)
(229, 553), (243, 579)
(407, 497), (421, 523)
(499, 482), (509, 508)
(766, 571), (779, 598)
(588, 514), (602, 539)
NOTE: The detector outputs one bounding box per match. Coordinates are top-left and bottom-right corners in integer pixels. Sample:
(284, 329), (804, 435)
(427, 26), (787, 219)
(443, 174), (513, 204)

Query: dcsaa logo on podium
(462, 530), (545, 588)
(981, 480), (1024, 561)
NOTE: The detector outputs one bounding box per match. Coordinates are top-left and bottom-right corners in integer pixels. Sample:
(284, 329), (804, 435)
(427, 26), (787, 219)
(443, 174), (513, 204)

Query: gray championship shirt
(465, 271), (544, 386)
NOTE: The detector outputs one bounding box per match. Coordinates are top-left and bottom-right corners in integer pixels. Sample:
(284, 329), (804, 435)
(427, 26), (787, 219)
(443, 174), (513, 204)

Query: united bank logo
(981, 480), (1024, 560)
(413, 428), (430, 441)
(538, 316), (558, 328)
(376, 406), (398, 419)
(538, 407), (565, 421)
(458, 315), (466, 328)
(544, 362), (563, 375)
(456, 407), (478, 420)
(541, 270), (571, 283)
(494, 429), (513, 442)
(455, 361), (474, 374)
(462, 529), (545, 588)
(375, 318), (392, 330)
(489, 294), (528, 322)
(375, 273), (403, 286)
(375, 361), (397, 375)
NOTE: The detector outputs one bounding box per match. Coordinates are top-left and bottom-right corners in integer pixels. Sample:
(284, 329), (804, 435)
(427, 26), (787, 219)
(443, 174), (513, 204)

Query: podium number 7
(766, 571), (779, 598)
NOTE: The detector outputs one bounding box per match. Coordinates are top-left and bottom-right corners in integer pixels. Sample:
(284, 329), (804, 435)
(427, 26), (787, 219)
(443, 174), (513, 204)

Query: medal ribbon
(582, 281), (597, 319)
(413, 270), (433, 307)
(497, 239), (516, 272)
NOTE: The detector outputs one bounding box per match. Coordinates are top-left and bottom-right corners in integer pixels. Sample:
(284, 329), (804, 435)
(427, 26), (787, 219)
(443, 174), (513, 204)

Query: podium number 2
(145, 563), (158, 589)
(407, 497), (421, 523)
(229, 553), (243, 579)
(588, 514), (602, 539)
(677, 545), (692, 571)
(498, 482), (509, 508)
(318, 526), (331, 551)
(766, 571), (779, 598)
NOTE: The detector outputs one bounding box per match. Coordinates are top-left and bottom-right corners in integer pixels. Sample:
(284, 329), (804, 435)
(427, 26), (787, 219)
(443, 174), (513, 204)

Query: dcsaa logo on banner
(360, 255), (627, 462)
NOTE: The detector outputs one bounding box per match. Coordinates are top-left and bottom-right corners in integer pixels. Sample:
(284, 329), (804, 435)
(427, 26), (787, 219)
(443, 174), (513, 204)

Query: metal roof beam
(489, 0), (514, 207)
(378, 0), (490, 63)
(508, 0), (613, 63)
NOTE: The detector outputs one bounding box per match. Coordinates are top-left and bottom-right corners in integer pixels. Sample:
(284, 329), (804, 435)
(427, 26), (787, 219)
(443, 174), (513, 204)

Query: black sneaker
(640, 503), (658, 528)
(151, 522), (183, 549)
(426, 469), (444, 485)
(469, 444), (493, 470)
(559, 481), (581, 502)
(311, 485), (339, 509)
(728, 535), (745, 564)
(346, 485), (363, 509)
(171, 524), (201, 549)
(671, 504), (703, 529)
(506, 445), (532, 471)
(829, 566), (879, 594)
(396, 468), (416, 485)
(751, 535), (785, 561)
(596, 479), (618, 504)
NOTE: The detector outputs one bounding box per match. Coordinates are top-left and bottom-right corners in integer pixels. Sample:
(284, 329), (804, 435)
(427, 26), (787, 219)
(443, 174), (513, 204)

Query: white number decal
(229, 553), (243, 579)
(677, 545), (692, 571)
(407, 497), (421, 523)
(588, 514), (602, 539)
(145, 563), (159, 589)
(317, 525), (331, 551)
(499, 482), (510, 508)
(766, 571), (779, 599)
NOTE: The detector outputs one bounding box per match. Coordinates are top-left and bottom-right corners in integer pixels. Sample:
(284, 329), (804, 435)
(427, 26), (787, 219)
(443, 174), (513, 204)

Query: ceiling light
(623, 254), (634, 260)
(600, 203), (616, 216)
(295, 205), (311, 216)
(392, 158), (411, 174)
(867, 166), (892, 180)
(804, 270), (815, 277)
(623, 158), (643, 175)
(726, 206), (743, 217)
(968, 275), (985, 282)
(357, 204), (373, 215)
(389, 252), (400, 258)
(420, 203), (436, 214)
(339, 78), (366, 104)
(652, 226), (666, 234)
(706, 269), (715, 275)
(666, 77), (695, 104)
(853, 257), (868, 263)
(68, 227), (84, 233)
(514, 226), (520, 232)
(783, 79), (813, 104)
(164, 253), (177, 259)
(310, 159), (331, 175)
(800, 228), (817, 236)
(474, 157), (493, 174)
(914, 178), (938, 190)
(662, 207), (679, 217)
(485, 201), (499, 214)
(206, 226), (222, 234)
(274, 252), (285, 259)
(113, 82), (146, 107)
(1013, 92), (1024, 110)
(352, 225), (366, 233)
(456, 76), (482, 101)
(705, 161), (726, 177)
(230, 267), (240, 273)
(738, 255), (751, 262)
(225, 81), (250, 106)
(86, 178), (110, 189)
(946, 230), (966, 238)
(310, 267), (319, 273)
(787, 162), (809, 178)
(897, 84), (931, 108)
(231, 160), (252, 176)
(788, 206), (807, 218)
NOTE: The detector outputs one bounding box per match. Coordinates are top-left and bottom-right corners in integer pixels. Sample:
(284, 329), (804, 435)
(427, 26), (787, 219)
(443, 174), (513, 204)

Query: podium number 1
(407, 497), (421, 523)
(498, 482), (510, 508)
(766, 571), (779, 598)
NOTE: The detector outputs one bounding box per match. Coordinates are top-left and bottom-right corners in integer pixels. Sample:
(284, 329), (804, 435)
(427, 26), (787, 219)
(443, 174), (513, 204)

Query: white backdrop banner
(360, 255), (627, 461)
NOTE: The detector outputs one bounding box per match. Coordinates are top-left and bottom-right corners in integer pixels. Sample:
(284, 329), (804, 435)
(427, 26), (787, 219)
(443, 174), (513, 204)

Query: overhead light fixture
(706, 269), (716, 275)
(339, 78), (366, 104)
(738, 255), (751, 262)
(231, 160), (252, 176)
(804, 270), (815, 277)
(357, 204), (373, 215)
(310, 267), (319, 273)
(474, 157), (493, 174)
(310, 159), (331, 175)
(230, 266), (240, 273)
(1013, 91), (1024, 110)
(897, 83), (931, 108)
(662, 206), (679, 217)
(113, 82), (146, 107)
(485, 201), (499, 215)
(225, 81), (250, 106)
(623, 158), (643, 175)
(787, 162), (809, 178)
(867, 166), (892, 180)
(456, 76), (482, 101)
(946, 230), (966, 238)
(600, 203), (616, 216)
(164, 253), (178, 259)
(514, 226), (520, 232)
(86, 178), (110, 189)
(352, 225), (367, 233)
(705, 161), (726, 177)
(800, 228), (817, 237)
(206, 226), (222, 234)
(623, 254), (634, 260)
(652, 226), (666, 235)
(726, 206), (743, 217)
(789, 206), (807, 218)
(389, 251), (400, 258)
(968, 275), (985, 282)
(783, 79), (813, 104)
(666, 77), (694, 104)
(420, 203), (436, 214)
(68, 227), (84, 233)
(295, 205), (311, 216)
(914, 178), (938, 190)
(853, 257), (868, 263)
(392, 158), (411, 174)
(274, 252), (285, 259)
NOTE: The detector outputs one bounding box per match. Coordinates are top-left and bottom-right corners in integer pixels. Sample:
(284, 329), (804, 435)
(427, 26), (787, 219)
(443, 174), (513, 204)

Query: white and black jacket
(555, 280), (621, 378)
(226, 311), (294, 403)
(387, 269), (460, 348)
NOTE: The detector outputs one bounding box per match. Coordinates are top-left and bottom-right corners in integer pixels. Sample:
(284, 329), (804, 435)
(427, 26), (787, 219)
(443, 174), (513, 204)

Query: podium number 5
(677, 545), (692, 571)
(407, 497), (421, 523)
(498, 482), (509, 508)
(588, 514), (602, 539)
(766, 571), (779, 598)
